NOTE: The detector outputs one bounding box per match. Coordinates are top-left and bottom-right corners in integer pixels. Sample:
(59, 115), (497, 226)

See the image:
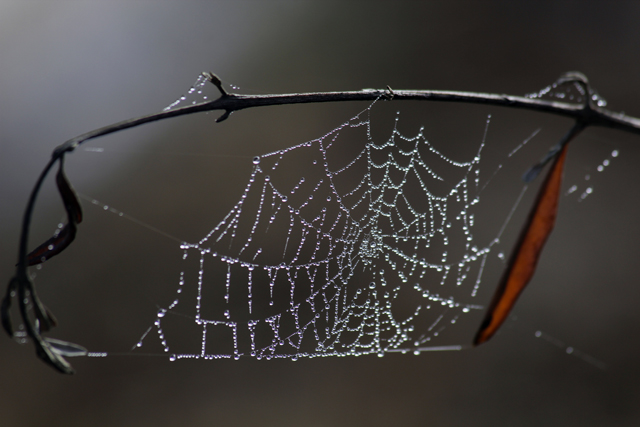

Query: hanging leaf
(26, 159), (82, 266)
(44, 337), (88, 358)
(474, 143), (569, 345)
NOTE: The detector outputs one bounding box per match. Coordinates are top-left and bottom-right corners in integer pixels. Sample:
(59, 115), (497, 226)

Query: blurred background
(2, 1), (640, 426)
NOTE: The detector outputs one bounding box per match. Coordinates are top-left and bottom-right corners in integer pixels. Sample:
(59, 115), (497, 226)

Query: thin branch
(53, 84), (640, 160)
(5, 71), (640, 373)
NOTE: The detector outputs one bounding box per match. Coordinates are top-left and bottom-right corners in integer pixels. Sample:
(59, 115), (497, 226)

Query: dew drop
(253, 156), (261, 165)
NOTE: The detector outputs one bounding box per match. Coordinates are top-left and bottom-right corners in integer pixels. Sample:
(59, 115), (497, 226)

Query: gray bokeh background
(2, 1), (640, 426)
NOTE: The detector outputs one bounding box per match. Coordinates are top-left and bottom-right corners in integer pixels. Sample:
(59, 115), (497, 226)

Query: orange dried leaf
(474, 143), (569, 346)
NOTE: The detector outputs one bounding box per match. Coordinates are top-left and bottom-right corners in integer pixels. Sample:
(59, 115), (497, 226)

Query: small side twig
(385, 85), (395, 101)
(202, 71), (228, 96)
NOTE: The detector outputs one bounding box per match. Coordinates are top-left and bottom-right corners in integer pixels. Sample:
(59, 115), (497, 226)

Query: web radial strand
(139, 101), (497, 361)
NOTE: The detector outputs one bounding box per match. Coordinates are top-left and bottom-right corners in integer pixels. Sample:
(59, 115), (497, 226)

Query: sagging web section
(135, 100), (509, 361)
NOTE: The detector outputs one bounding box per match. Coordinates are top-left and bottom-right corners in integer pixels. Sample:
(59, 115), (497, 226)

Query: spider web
(130, 99), (513, 361)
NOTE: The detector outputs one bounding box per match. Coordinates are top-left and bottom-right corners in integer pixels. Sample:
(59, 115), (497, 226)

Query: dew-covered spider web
(17, 75), (621, 371)
(122, 97), (527, 362)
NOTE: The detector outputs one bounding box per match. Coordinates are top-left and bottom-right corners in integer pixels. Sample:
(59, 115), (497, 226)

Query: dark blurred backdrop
(2, 1), (640, 426)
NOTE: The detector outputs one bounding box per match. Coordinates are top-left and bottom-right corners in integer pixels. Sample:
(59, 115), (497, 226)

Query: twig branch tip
(385, 85), (394, 101)
(216, 110), (232, 123)
(202, 71), (228, 97)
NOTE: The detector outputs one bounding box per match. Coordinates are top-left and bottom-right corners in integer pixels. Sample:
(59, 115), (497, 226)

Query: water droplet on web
(253, 156), (261, 165)
(612, 150), (619, 157)
(169, 354), (176, 361)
